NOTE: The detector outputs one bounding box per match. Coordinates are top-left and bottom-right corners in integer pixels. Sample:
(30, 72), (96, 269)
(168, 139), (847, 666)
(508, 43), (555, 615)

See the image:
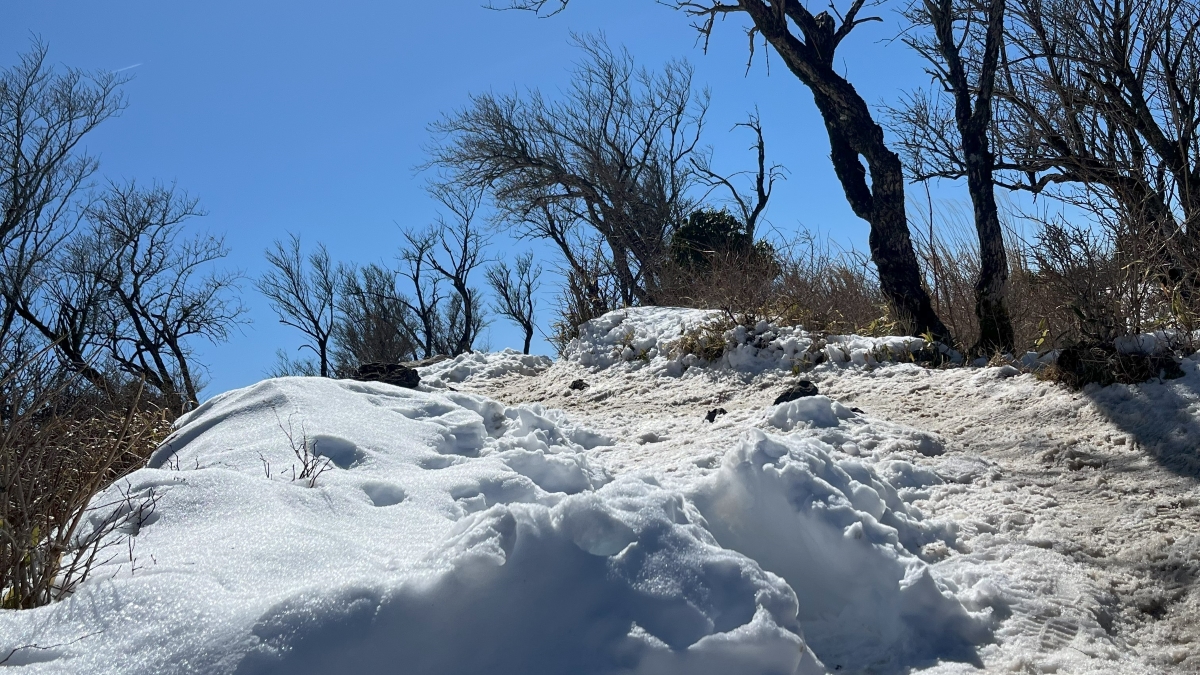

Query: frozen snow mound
(419, 348), (552, 385)
(0, 377), (819, 675)
(1113, 329), (1200, 355)
(565, 307), (936, 375)
(766, 395), (858, 431)
(0, 375), (992, 674)
(692, 428), (989, 671)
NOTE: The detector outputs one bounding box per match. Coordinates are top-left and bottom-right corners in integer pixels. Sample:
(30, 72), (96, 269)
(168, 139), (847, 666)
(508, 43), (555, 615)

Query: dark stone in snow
(352, 362), (421, 389)
(773, 381), (818, 405)
(705, 408), (727, 423)
(569, 379), (589, 391)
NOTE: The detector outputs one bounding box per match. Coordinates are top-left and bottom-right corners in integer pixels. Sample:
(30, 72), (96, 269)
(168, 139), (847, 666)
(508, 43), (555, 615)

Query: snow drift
(420, 348), (552, 384)
(0, 378), (824, 674)
(564, 306), (947, 376)
(0, 308), (1001, 674)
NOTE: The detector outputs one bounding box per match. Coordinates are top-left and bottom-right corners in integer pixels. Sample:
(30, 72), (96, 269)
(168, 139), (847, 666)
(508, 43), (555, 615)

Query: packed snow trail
(0, 308), (1195, 673)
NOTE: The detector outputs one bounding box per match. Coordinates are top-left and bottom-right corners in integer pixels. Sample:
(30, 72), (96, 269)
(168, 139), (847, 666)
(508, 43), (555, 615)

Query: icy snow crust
(565, 306), (936, 375)
(419, 348), (552, 384)
(3, 307), (1195, 673)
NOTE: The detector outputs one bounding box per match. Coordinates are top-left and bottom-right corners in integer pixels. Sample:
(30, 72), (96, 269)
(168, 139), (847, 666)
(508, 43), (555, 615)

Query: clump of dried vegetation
(1, 351), (173, 610)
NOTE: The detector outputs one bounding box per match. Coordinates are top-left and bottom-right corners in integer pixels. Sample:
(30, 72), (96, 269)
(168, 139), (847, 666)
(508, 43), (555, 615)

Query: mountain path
(457, 360), (1200, 673)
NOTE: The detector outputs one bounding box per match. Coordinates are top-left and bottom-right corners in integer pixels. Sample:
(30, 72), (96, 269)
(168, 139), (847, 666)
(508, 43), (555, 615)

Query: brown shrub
(656, 231), (888, 336)
(1040, 343), (1185, 389)
(1, 356), (172, 609)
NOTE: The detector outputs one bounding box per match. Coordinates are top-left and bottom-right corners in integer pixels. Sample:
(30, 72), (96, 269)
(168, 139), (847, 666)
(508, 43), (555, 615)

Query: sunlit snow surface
(2, 307), (1195, 673)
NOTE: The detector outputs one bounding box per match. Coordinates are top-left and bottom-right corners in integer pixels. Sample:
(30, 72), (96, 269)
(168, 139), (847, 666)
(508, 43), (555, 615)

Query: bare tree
(418, 184), (489, 356)
(334, 262), (421, 371)
(691, 110), (785, 242)
(429, 34), (705, 308)
(83, 182), (244, 414)
(4, 181), (242, 414)
(497, 4), (950, 342)
(257, 234), (339, 378)
(0, 41), (126, 248)
(487, 252), (542, 354)
(989, 0), (1200, 296)
(1, 47), (242, 409)
(397, 228), (448, 359)
(384, 188), (490, 360)
(892, 0), (1015, 353)
(0, 41), (127, 384)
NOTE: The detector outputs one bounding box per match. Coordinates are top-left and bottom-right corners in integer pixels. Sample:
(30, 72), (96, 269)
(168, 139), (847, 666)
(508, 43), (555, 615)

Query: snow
(3, 307), (1198, 673)
(419, 348), (552, 384)
(0, 377), (818, 674)
(692, 429), (987, 670)
(562, 306), (949, 377)
(764, 396), (857, 431)
(1113, 330), (1199, 355)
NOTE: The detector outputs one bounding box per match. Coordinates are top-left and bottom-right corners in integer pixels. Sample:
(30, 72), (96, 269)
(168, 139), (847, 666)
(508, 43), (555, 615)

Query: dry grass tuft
(1, 355), (172, 609)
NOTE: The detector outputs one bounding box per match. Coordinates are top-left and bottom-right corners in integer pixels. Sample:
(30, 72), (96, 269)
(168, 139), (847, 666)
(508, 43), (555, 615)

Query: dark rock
(773, 380), (818, 405)
(569, 379), (589, 391)
(352, 362), (421, 389)
(704, 407), (727, 423)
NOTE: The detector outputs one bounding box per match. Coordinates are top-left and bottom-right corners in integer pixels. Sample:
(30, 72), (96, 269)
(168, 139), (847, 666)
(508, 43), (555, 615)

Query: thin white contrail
(112, 63), (143, 73)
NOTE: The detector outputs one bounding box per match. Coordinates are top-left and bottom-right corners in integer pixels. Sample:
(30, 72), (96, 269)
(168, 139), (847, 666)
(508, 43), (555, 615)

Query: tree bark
(741, 0), (950, 341)
(928, 0), (1015, 354)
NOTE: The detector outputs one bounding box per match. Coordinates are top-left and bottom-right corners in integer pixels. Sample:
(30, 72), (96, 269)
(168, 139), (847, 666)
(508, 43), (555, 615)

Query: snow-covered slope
(448, 308), (1200, 673)
(1, 307), (1196, 674)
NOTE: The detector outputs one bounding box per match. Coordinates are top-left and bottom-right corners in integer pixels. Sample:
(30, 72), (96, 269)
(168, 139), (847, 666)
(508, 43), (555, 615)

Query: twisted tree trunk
(742, 1), (950, 340)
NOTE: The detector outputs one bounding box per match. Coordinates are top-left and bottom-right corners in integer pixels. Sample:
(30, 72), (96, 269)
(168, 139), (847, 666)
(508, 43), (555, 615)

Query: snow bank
(419, 348), (552, 385)
(565, 307), (941, 375)
(565, 306), (717, 371)
(1113, 330), (1199, 355)
(692, 428), (988, 672)
(0, 377), (819, 674)
(0, 310), (1001, 673)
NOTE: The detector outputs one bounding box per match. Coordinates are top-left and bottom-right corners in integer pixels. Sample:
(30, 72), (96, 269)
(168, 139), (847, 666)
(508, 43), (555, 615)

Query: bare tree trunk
(968, 155), (1014, 354)
(166, 336), (200, 411)
(731, 1), (949, 341)
(926, 0), (1015, 354)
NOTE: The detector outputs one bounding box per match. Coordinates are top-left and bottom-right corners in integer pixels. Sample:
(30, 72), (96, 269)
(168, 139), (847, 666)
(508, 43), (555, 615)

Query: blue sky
(5, 0), (943, 397)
